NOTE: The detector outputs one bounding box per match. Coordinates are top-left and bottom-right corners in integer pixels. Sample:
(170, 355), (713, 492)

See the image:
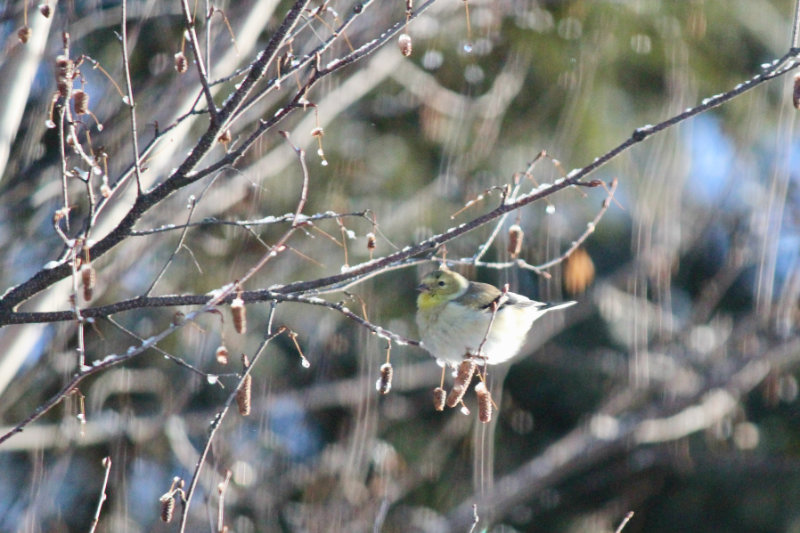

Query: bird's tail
(539, 301), (577, 312)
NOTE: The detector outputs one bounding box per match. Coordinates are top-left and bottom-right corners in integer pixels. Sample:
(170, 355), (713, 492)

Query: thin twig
(120, 0), (143, 194)
(471, 151), (549, 262)
(178, 305), (281, 531)
(533, 178), (618, 271)
(0, 302), (224, 445)
(127, 210), (370, 236)
(88, 456), (113, 533)
(475, 291), (505, 358)
(105, 316), (225, 381)
(467, 504), (479, 533)
(145, 195), (199, 296)
(218, 0), (311, 122)
(144, 172), (221, 295)
(179, 0), (218, 121)
(217, 470), (232, 533)
(614, 511), (634, 533)
(792, 0), (800, 48)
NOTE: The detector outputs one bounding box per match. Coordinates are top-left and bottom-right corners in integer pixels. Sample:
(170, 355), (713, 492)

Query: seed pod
(231, 297), (246, 334)
(310, 126), (324, 138)
(237, 354), (252, 416)
(159, 494), (175, 523)
(218, 129), (232, 145)
(172, 311), (185, 325)
(793, 73), (800, 110)
(446, 359), (476, 408)
(508, 224), (524, 258)
(81, 263), (96, 301)
(39, 4), (51, 17)
(398, 33), (412, 57)
(377, 362), (393, 394)
(18, 26), (32, 44)
(73, 89), (89, 115)
(366, 232), (376, 251)
(174, 51), (188, 74)
(100, 182), (112, 198)
(215, 345), (229, 365)
(433, 387), (446, 411)
(475, 381), (492, 423)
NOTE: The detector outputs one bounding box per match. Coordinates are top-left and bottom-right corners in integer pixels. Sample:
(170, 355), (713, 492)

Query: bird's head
(416, 268), (469, 309)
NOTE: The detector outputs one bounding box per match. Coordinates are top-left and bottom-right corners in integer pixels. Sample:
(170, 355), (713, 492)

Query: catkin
(159, 494), (175, 523)
(231, 297), (246, 334)
(446, 359), (476, 408)
(433, 387), (446, 411)
(18, 26), (32, 44)
(475, 381), (492, 423)
(793, 74), (800, 110)
(237, 354), (252, 416)
(81, 263), (95, 302)
(507, 224), (524, 258)
(377, 362), (393, 394)
(174, 52), (188, 74)
(215, 345), (229, 365)
(73, 89), (89, 115)
(398, 34), (412, 57)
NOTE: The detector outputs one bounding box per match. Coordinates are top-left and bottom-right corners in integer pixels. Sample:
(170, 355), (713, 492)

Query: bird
(416, 267), (576, 366)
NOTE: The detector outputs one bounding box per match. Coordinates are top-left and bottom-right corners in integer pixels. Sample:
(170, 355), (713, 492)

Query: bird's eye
(437, 280), (446, 287)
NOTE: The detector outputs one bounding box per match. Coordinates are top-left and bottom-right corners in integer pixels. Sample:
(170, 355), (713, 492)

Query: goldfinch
(416, 268), (575, 366)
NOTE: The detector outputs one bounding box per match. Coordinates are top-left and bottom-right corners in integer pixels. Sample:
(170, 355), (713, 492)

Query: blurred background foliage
(0, 0), (799, 531)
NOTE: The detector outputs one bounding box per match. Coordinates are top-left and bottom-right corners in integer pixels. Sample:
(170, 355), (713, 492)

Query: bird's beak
(416, 283), (428, 293)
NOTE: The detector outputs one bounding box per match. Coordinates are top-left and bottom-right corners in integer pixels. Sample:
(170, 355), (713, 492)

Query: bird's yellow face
(416, 269), (468, 310)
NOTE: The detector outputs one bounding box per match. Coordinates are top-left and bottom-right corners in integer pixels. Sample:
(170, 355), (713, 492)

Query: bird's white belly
(418, 303), (534, 366)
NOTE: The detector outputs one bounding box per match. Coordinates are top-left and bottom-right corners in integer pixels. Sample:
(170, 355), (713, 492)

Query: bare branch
(87, 457), (113, 533)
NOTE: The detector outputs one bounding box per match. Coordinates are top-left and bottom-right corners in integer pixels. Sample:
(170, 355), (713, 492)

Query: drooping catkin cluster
(431, 357), (496, 422)
(793, 74), (800, 110)
(446, 359), (476, 408)
(237, 354), (252, 416)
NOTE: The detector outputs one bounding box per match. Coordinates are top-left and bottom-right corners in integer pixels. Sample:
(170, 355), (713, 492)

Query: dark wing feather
(459, 282), (503, 310)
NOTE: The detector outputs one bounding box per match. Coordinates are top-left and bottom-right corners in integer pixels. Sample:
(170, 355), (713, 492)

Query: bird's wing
(460, 282), (503, 310)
